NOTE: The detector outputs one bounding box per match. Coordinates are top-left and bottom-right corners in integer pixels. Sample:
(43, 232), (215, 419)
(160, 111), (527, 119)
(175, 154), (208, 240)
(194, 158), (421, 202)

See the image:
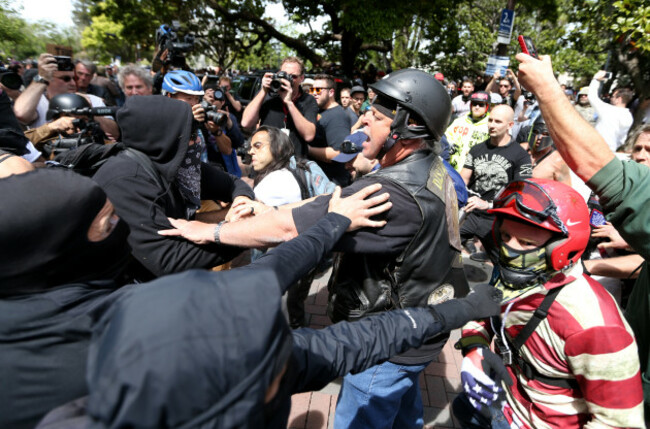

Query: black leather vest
(327, 150), (469, 324)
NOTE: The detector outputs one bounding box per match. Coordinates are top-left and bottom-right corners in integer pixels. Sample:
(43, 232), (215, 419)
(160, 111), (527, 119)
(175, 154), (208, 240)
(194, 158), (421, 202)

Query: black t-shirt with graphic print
(464, 138), (532, 202)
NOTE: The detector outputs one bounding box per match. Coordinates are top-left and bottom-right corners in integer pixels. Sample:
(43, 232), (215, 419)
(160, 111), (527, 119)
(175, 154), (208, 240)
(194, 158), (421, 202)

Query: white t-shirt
(588, 80), (633, 152)
(451, 95), (470, 116)
(253, 168), (303, 206)
(30, 93), (108, 128)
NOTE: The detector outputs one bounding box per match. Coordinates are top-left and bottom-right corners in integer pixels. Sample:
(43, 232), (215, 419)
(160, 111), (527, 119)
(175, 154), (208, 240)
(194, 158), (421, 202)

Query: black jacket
(37, 214), (452, 429)
(93, 96), (255, 279)
(0, 169), (131, 429)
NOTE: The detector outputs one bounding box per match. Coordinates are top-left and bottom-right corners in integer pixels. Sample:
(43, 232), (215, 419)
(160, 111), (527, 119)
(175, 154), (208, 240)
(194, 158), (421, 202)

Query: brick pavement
(287, 257), (492, 429)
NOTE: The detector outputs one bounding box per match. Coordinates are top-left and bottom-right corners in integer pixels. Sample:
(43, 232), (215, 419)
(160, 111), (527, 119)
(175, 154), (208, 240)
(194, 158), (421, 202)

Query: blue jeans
(452, 392), (510, 429)
(334, 361), (428, 429)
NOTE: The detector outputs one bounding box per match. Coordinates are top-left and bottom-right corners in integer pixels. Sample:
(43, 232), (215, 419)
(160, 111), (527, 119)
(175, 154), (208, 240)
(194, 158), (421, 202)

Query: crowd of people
(0, 45), (649, 429)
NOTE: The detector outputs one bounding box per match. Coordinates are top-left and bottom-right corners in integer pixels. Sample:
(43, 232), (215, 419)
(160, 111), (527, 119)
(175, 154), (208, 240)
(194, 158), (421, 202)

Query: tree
(81, 14), (126, 63)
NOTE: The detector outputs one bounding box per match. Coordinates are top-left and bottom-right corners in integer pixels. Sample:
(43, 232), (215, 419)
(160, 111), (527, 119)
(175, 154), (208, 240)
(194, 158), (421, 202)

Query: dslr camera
(156, 22), (195, 68)
(199, 100), (228, 128)
(269, 71), (293, 97)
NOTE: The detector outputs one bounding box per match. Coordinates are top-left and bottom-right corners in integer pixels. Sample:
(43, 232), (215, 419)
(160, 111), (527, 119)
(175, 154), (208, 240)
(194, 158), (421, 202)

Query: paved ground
(287, 256), (493, 429)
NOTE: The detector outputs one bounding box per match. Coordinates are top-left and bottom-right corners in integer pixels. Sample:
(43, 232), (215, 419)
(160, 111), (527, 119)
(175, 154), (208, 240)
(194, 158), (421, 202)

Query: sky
(12, 0), (290, 29)
(12, 0), (75, 27)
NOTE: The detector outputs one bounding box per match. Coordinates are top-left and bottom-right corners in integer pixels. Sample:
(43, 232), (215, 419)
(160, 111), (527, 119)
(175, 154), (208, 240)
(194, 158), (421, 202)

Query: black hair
(251, 126), (299, 186)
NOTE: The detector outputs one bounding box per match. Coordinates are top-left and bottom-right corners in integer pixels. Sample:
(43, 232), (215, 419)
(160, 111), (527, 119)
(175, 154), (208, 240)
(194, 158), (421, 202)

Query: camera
(54, 56), (74, 72)
(156, 22), (195, 68)
(45, 99), (119, 156)
(0, 67), (22, 90)
(236, 141), (252, 165)
(269, 71), (293, 97)
(199, 100), (228, 128)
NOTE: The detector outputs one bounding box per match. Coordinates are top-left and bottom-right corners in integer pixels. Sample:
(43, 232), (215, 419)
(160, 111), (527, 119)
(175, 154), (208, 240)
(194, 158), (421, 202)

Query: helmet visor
(493, 180), (568, 235)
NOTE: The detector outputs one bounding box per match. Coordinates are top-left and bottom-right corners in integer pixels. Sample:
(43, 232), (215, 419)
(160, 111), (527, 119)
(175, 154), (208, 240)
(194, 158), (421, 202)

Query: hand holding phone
(518, 35), (539, 59)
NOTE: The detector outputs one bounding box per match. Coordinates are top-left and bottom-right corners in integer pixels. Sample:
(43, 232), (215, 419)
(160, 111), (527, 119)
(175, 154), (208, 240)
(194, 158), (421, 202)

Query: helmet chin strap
(379, 106), (432, 158)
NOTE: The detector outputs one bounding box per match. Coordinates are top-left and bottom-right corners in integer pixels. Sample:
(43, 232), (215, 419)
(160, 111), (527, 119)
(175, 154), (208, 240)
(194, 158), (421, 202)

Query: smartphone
(54, 56), (74, 72)
(518, 35), (539, 59)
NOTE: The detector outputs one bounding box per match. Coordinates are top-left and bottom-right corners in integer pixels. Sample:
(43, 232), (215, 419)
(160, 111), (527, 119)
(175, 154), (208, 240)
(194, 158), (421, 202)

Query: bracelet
(213, 220), (227, 244)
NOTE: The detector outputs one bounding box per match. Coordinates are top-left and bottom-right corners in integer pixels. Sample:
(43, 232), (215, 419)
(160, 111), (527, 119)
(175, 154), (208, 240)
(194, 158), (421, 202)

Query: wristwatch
(33, 75), (49, 86)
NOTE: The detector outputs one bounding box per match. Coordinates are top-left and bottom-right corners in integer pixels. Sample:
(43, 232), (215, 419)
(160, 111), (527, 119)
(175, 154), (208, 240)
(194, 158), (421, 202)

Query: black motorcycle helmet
(369, 69), (452, 152)
(528, 115), (554, 154)
(46, 93), (91, 121)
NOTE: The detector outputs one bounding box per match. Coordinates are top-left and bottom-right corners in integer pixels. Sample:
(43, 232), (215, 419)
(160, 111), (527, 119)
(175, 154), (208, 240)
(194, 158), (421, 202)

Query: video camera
(199, 100), (228, 128)
(268, 71), (293, 97)
(45, 105), (118, 156)
(156, 22), (195, 68)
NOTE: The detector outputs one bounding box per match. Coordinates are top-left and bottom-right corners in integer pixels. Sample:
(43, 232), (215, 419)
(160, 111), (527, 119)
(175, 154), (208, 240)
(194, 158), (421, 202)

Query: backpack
(46, 143), (167, 190)
(288, 157), (336, 199)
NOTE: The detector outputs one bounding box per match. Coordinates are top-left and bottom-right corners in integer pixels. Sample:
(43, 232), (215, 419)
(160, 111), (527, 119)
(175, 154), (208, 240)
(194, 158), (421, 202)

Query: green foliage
(81, 14), (125, 63)
(612, 0), (650, 53)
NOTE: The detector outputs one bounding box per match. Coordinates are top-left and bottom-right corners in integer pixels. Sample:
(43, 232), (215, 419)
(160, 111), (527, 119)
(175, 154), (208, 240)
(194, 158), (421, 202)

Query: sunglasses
(309, 87), (331, 95)
(499, 84), (511, 88)
(54, 75), (75, 83)
(471, 102), (487, 107)
(493, 179), (567, 235)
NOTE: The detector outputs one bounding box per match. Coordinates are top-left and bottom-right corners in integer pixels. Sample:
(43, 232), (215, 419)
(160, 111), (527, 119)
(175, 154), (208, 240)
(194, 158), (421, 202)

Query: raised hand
(327, 184), (391, 231)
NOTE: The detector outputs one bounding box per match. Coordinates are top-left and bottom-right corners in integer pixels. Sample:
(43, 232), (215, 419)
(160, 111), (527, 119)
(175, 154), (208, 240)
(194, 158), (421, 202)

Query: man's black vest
(327, 150), (469, 325)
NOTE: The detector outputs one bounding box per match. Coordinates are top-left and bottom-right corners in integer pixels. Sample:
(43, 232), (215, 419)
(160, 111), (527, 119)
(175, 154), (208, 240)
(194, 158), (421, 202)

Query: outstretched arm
(159, 184), (392, 247)
(516, 54), (615, 182)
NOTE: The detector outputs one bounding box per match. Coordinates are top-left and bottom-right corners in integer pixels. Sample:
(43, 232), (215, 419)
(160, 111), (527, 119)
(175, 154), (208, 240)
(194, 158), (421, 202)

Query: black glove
(429, 284), (502, 331)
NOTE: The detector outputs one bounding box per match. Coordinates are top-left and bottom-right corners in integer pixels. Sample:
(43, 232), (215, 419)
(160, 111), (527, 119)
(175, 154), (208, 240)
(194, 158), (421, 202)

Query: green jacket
(588, 157), (650, 403)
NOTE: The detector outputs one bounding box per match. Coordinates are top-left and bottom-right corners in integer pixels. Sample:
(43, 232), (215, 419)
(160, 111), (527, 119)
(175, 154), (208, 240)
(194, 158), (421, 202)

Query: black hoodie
(93, 95), (254, 279)
(0, 169), (130, 429)
(37, 214), (458, 429)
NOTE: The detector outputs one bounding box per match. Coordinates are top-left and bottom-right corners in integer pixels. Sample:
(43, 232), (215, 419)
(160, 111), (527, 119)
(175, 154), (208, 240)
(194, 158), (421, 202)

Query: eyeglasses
(499, 84), (511, 88)
(309, 87), (331, 95)
(54, 75), (75, 83)
(471, 102), (487, 107)
(493, 180), (567, 235)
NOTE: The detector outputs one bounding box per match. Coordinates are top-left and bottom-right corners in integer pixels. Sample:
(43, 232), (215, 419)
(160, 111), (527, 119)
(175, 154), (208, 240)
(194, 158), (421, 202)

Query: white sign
(486, 55), (510, 77)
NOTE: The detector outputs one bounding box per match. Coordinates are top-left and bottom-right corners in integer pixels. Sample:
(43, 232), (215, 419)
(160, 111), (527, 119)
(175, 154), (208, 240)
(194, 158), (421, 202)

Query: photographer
(218, 75), (242, 116)
(241, 56), (317, 159)
(202, 84), (244, 176)
(486, 68), (522, 110)
(13, 53), (119, 139)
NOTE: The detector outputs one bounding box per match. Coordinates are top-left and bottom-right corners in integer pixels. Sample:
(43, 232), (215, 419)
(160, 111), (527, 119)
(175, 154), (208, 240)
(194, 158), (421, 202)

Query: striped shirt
(462, 264), (644, 428)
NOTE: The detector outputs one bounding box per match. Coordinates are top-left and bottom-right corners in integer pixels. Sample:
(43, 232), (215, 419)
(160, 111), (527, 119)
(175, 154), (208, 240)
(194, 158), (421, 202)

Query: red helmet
(488, 178), (590, 271)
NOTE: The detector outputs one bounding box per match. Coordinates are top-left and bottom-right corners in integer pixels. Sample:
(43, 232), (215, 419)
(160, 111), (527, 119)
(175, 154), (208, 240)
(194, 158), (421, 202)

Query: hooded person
(92, 95), (255, 280)
(0, 169), (131, 429)
(36, 209), (503, 429)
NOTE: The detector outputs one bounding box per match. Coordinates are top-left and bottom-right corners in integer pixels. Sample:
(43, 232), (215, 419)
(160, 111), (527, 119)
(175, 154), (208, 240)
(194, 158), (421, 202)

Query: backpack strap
(498, 286), (579, 389)
(287, 166), (311, 200)
(511, 286), (562, 350)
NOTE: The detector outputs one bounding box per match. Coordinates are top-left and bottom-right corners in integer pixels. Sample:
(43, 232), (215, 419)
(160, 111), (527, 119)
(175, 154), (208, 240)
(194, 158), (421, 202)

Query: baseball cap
(333, 131), (368, 163)
(434, 72), (445, 82)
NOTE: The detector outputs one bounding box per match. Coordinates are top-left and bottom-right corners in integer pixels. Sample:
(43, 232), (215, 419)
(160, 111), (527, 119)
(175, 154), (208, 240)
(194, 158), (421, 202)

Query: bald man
(459, 105), (532, 260)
